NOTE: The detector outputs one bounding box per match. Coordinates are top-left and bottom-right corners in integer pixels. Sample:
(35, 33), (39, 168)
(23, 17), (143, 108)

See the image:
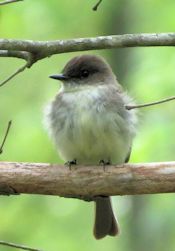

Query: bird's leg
(64, 159), (77, 170)
(99, 159), (111, 171)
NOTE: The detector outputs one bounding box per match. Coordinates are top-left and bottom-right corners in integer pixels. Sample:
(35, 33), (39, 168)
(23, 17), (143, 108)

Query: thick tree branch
(0, 161), (175, 197)
(0, 33), (175, 86)
(0, 33), (175, 59)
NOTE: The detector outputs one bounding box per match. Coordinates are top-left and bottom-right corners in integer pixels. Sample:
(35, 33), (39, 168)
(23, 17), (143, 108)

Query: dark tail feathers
(93, 196), (119, 239)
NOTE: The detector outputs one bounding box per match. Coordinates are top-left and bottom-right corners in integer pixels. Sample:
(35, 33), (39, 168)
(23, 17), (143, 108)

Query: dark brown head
(49, 55), (116, 86)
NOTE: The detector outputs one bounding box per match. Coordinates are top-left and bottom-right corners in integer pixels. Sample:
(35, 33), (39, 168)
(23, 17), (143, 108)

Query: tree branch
(0, 52), (35, 87)
(0, 0), (23, 6)
(0, 62), (29, 87)
(0, 33), (175, 58)
(0, 121), (12, 154)
(0, 50), (31, 60)
(0, 161), (175, 197)
(125, 96), (175, 110)
(0, 33), (175, 85)
(93, 0), (103, 11)
(0, 240), (43, 251)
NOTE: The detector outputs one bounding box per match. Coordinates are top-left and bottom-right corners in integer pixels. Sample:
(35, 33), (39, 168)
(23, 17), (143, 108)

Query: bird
(44, 54), (137, 239)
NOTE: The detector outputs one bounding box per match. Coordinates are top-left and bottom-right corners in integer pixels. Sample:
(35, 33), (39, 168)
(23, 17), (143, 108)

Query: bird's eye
(81, 70), (89, 78)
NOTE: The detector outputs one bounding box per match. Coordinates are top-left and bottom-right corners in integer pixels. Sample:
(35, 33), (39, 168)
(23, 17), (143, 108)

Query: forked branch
(0, 33), (175, 86)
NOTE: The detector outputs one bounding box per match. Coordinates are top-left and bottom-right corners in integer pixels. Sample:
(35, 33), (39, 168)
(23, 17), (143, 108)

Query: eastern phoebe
(45, 55), (137, 239)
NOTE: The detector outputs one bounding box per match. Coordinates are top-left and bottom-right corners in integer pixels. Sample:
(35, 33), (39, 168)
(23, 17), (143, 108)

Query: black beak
(49, 74), (69, 81)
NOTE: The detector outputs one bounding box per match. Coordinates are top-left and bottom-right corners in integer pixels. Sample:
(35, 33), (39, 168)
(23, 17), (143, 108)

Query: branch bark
(0, 161), (175, 197)
(1, 33), (175, 86)
(0, 33), (175, 60)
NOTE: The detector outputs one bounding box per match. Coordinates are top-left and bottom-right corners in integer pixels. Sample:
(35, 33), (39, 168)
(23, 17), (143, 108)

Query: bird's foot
(99, 159), (111, 171)
(65, 159), (77, 170)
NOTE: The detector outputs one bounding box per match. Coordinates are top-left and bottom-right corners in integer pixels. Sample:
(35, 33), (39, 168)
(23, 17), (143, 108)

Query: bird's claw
(99, 159), (111, 171)
(65, 159), (77, 170)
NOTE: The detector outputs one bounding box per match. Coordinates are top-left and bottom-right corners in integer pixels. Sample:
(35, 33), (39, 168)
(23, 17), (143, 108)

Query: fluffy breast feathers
(44, 84), (137, 164)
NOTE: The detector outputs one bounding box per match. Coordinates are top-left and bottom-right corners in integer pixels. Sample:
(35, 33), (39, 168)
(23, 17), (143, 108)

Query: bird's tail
(93, 196), (119, 239)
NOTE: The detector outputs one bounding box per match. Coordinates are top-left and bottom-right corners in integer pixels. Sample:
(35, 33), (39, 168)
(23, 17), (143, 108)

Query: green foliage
(0, 1), (175, 250)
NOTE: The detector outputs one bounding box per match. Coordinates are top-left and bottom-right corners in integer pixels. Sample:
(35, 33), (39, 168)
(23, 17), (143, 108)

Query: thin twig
(0, 240), (43, 251)
(0, 53), (35, 87)
(0, 120), (12, 154)
(92, 0), (102, 11)
(125, 96), (175, 110)
(0, 62), (28, 87)
(0, 0), (23, 6)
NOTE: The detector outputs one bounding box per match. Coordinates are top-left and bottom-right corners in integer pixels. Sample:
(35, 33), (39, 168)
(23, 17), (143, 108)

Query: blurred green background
(0, 0), (175, 250)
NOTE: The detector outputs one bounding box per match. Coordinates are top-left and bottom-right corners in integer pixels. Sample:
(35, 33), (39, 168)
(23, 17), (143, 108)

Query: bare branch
(126, 96), (175, 110)
(0, 33), (175, 85)
(0, 240), (43, 251)
(0, 52), (35, 87)
(0, 0), (23, 6)
(0, 121), (12, 154)
(93, 0), (103, 11)
(0, 62), (28, 87)
(0, 161), (175, 196)
(0, 33), (175, 59)
(0, 50), (32, 60)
